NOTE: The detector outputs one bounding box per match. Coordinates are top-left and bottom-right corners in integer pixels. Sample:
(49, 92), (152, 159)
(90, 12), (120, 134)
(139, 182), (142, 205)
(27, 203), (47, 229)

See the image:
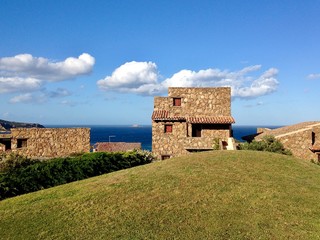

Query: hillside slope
(1, 151), (320, 239)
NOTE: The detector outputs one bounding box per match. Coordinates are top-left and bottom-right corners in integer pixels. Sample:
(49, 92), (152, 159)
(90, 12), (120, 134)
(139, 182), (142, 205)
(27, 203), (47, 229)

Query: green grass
(1, 151), (320, 239)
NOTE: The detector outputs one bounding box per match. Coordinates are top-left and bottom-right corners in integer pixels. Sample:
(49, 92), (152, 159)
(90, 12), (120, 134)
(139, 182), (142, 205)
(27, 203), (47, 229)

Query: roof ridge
(275, 122), (320, 138)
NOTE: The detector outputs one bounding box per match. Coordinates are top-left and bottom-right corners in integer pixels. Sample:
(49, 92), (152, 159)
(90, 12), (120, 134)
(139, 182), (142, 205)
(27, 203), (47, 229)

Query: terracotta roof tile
(187, 116), (235, 124)
(152, 110), (235, 124)
(152, 110), (185, 121)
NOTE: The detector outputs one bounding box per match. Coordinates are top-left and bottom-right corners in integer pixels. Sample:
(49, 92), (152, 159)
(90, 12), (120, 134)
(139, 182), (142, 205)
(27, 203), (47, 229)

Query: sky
(0, 0), (320, 126)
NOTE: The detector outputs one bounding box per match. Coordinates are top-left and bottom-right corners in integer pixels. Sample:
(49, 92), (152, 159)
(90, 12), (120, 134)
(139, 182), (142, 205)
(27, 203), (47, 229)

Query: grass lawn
(1, 150), (320, 239)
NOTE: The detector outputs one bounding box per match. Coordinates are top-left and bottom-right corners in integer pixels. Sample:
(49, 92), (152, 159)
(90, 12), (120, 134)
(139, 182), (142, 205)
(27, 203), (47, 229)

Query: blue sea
(45, 125), (281, 151)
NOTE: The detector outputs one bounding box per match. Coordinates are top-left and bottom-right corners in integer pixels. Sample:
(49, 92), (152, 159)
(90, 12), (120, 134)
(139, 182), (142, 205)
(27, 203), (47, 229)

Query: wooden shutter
(165, 125), (173, 133)
(173, 98), (181, 106)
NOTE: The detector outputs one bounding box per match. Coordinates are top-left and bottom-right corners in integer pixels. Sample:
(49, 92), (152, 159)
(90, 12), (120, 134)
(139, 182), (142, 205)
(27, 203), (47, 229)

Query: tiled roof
(152, 110), (185, 121)
(152, 110), (235, 124)
(187, 116), (235, 124)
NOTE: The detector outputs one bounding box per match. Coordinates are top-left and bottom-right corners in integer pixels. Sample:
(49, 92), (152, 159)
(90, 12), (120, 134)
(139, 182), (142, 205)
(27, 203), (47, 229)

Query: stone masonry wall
(10, 128), (90, 158)
(152, 122), (230, 160)
(154, 87), (231, 117)
(94, 142), (141, 152)
(276, 125), (320, 161)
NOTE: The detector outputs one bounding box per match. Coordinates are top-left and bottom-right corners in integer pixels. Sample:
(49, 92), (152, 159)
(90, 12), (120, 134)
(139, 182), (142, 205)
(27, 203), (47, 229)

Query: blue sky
(0, 0), (320, 126)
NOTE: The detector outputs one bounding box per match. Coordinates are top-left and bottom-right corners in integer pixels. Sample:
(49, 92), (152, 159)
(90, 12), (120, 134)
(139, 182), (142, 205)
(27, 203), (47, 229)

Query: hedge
(0, 151), (154, 200)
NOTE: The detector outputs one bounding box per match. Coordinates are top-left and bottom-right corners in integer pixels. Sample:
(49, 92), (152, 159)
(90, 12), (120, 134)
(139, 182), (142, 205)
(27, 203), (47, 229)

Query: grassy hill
(1, 151), (320, 239)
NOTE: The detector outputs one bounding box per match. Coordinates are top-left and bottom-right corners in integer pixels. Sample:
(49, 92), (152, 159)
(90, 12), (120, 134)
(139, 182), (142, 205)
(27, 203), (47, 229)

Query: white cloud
(307, 73), (320, 80)
(0, 77), (42, 93)
(0, 53), (95, 81)
(232, 68), (279, 98)
(97, 61), (159, 94)
(97, 61), (279, 99)
(9, 93), (37, 104)
(0, 53), (95, 94)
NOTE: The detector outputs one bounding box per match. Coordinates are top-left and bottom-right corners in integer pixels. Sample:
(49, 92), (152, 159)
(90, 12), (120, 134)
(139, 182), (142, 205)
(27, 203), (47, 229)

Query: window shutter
(173, 98), (181, 106)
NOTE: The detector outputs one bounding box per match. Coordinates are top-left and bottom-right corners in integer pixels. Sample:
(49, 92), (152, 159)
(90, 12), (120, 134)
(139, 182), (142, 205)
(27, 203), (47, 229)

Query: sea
(45, 125), (281, 151)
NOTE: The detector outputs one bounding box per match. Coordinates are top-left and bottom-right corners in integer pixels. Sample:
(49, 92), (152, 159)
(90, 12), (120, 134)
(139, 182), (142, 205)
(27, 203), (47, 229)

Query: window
(173, 98), (181, 106)
(312, 132), (315, 145)
(161, 155), (171, 160)
(192, 124), (202, 137)
(17, 139), (27, 148)
(164, 124), (173, 133)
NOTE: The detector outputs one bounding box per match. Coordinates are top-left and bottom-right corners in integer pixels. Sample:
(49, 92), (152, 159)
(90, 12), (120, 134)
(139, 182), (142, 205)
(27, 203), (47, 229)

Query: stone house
(0, 128), (90, 158)
(93, 142), (141, 152)
(152, 87), (236, 160)
(245, 122), (320, 161)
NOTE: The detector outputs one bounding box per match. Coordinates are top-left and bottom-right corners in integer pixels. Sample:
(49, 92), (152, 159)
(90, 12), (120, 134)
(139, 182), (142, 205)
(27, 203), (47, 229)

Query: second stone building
(152, 87), (236, 160)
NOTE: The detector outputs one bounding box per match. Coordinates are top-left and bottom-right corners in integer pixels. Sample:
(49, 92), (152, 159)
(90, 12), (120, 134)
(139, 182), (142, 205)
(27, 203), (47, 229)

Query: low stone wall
(277, 130), (314, 160)
(276, 125), (320, 161)
(94, 142), (141, 152)
(10, 128), (90, 158)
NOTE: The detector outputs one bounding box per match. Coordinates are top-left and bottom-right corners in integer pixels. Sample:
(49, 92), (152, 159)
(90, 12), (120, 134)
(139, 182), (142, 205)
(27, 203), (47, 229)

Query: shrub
(0, 153), (40, 173)
(239, 135), (292, 155)
(0, 150), (154, 200)
(212, 138), (220, 150)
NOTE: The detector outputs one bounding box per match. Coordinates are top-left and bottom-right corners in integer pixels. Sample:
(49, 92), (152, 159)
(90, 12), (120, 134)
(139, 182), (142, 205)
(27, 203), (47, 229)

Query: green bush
(212, 138), (220, 150)
(0, 150), (154, 200)
(239, 135), (292, 155)
(0, 153), (40, 173)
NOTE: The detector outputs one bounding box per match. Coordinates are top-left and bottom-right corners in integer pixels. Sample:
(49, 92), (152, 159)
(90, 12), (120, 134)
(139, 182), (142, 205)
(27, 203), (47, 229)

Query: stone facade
(0, 128), (90, 158)
(152, 87), (235, 160)
(93, 142), (141, 152)
(0, 143), (5, 152)
(254, 122), (320, 161)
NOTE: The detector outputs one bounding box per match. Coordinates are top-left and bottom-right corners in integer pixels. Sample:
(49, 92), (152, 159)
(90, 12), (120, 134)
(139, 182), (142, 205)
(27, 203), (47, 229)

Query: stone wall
(94, 142), (141, 152)
(10, 128), (90, 158)
(255, 124), (320, 161)
(154, 87), (231, 117)
(152, 121), (231, 159)
(276, 125), (320, 161)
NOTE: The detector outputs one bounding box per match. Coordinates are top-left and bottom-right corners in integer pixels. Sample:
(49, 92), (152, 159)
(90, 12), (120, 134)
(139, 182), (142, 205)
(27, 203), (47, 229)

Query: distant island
(0, 119), (45, 131)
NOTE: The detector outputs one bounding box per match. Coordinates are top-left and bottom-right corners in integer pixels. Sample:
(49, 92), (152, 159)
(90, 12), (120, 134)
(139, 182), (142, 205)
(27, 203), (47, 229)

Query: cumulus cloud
(0, 53), (94, 81)
(307, 73), (320, 80)
(0, 77), (42, 93)
(232, 68), (279, 98)
(97, 61), (159, 95)
(97, 61), (279, 99)
(0, 53), (95, 94)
